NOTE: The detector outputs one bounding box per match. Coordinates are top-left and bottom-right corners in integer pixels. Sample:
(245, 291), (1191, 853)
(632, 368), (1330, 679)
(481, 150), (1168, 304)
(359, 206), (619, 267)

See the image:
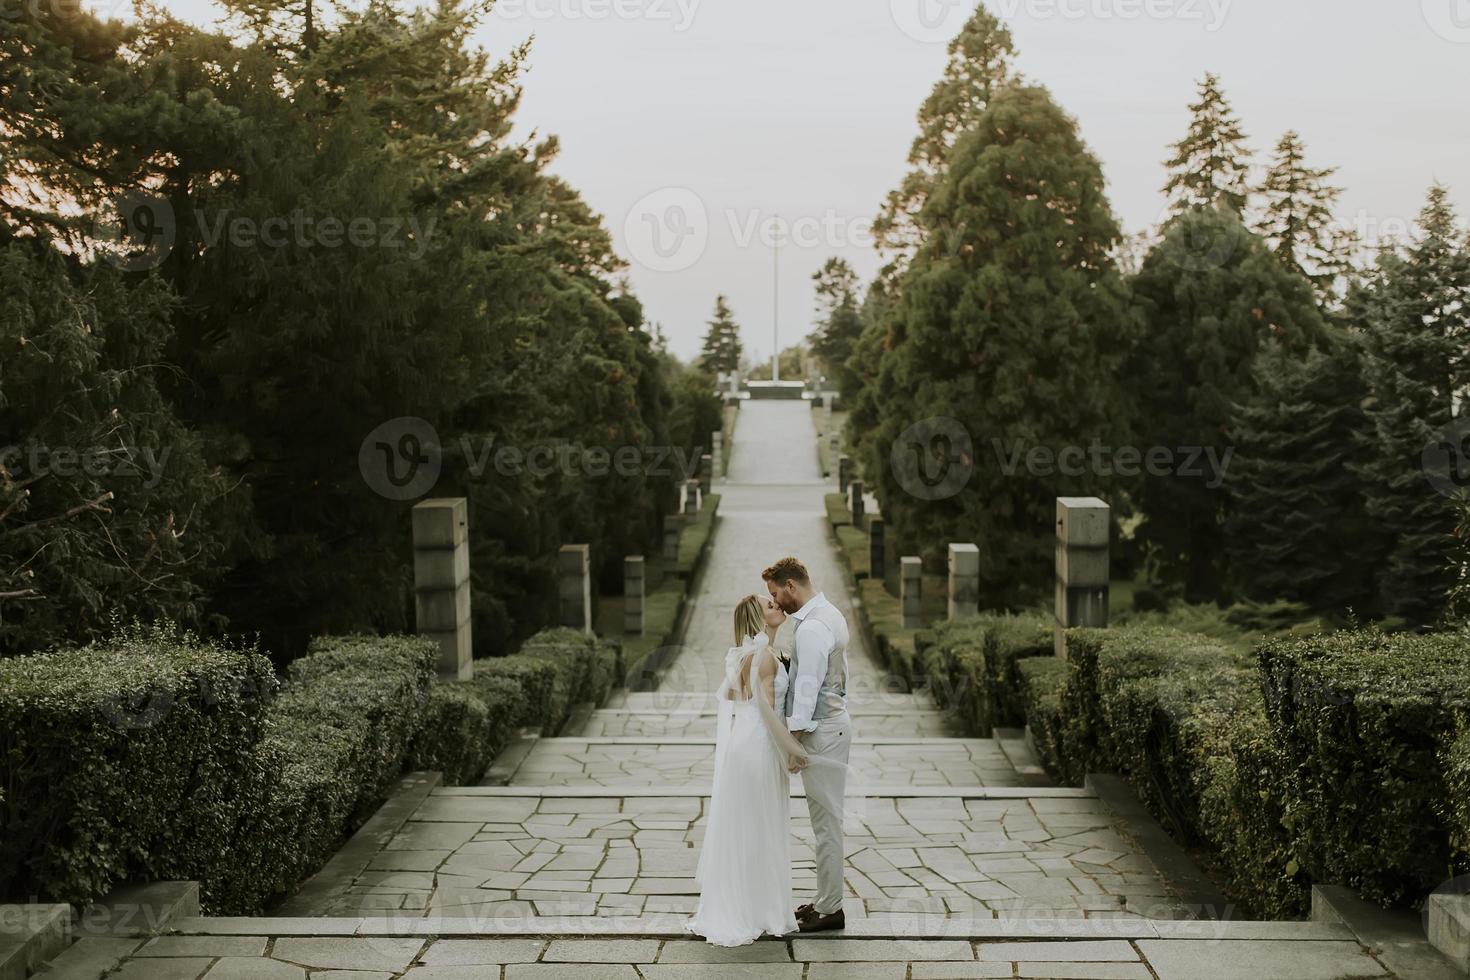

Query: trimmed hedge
(406, 683), (501, 786)
(1017, 656), (1068, 781)
(1259, 629), (1470, 906)
(213, 633), (437, 912)
(824, 492), (852, 528)
(471, 654), (556, 729)
(1441, 725), (1470, 863)
(0, 622), (275, 907)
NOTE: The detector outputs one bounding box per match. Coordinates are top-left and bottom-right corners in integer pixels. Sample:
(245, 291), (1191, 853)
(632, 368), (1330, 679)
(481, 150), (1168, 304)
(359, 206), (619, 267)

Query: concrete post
(700, 453), (713, 485)
(837, 454), (852, 493)
(413, 497), (472, 681)
(683, 480), (701, 516)
(1055, 496), (1110, 657)
(848, 479), (865, 529)
(901, 556), (923, 630)
(868, 516), (885, 581)
(948, 542), (980, 621)
(662, 514), (681, 561)
(624, 555), (645, 636)
(712, 432), (724, 481)
(558, 543), (593, 635)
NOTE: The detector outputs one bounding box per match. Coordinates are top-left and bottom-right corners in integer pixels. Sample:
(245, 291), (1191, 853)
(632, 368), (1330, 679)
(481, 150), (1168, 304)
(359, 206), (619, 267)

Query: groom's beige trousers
(801, 710), (852, 916)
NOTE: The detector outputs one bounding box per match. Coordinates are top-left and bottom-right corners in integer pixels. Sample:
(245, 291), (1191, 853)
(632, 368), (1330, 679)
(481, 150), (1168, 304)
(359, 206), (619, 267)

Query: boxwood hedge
(0, 622), (276, 908)
(1258, 629), (1470, 906)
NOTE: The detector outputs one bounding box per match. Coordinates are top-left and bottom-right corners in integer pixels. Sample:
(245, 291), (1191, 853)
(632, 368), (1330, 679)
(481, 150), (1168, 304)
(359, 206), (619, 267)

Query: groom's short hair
(762, 556), (809, 586)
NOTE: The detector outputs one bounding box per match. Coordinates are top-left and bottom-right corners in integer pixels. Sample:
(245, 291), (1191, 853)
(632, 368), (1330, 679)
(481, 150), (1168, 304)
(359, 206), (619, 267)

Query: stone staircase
(15, 400), (1452, 979)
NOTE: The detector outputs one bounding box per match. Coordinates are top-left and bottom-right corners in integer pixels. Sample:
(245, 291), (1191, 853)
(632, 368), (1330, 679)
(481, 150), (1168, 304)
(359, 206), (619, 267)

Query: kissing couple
(685, 556), (854, 947)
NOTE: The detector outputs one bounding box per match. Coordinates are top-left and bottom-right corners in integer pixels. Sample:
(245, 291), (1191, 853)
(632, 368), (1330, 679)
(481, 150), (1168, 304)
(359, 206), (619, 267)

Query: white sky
(130, 0), (1470, 362)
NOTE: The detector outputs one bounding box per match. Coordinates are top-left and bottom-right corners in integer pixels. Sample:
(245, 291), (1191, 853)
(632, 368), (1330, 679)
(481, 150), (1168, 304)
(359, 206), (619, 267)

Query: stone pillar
(624, 555), (645, 636)
(1055, 496), (1110, 657)
(848, 479), (865, 529)
(837, 454), (852, 494)
(683, 480), (701, 516)
(901, 556), (923, 630)
(712, 432), (724, 481)
(662, 514), (681, 560)
(828, 429), (840, 475)
(948, 542), (980, 621)
(868, 516), (885, 581)
(700, 453), (713, 485)
(412, 497), (472, 681)
(558, 543), (593, 635)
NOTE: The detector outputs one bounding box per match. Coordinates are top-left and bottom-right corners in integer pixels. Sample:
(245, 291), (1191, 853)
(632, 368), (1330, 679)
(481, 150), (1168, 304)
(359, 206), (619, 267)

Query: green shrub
(1017, 656), (1069, 783)
(472, 654), (556, 728)
(1440, 724), (1470, 865)
(676, 494), (720, 576)
(983, 616), (1054, 730)
(1258, 628), (1470, 905)
(518, 627), (600, 731)
(214, 633), (436, 913)
(0, 622), (275, 907)
(407, 684), (498, 786)
(824, 492), (851, 528)
(922, 617), (993, 730)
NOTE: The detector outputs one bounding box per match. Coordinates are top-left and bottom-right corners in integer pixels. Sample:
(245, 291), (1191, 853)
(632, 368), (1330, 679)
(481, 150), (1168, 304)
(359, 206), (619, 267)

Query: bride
(685, 594), (809, 946)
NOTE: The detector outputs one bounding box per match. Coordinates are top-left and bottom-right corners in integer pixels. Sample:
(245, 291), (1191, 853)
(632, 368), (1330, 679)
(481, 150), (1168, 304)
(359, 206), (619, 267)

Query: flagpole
(772, 213), (780, 383)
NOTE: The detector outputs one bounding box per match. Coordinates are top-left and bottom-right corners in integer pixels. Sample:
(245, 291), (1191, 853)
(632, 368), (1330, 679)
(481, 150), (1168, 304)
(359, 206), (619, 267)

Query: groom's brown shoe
(797, 909), (845, 933)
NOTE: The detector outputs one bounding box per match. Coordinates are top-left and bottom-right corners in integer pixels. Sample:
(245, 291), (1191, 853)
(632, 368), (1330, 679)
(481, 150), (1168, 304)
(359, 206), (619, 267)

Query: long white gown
(685, 633), (800, 946)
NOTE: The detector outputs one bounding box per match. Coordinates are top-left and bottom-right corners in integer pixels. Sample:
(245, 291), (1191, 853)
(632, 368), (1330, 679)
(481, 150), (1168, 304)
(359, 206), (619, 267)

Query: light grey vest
(783, 596), (850, 720)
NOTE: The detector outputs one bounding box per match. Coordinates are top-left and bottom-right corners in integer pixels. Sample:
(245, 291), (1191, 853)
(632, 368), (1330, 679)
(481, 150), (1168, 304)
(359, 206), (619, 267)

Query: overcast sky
(144, 0), (1469, 362)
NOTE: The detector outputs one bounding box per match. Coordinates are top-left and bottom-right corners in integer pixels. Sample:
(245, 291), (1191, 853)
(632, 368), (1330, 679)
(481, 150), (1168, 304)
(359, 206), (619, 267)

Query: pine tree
(1224, 332), (1384, 617)
(809, 258), (865, 397)
(1255, 131), (1355, 304)
(871, 8), (1017, 281)
(1128, 207), (1326, 601)
(1163, 73), (1252, 219)
(871, 84), (1136, 607)
(699, 296), (743, 375)
(1355, 185), (1470, 625)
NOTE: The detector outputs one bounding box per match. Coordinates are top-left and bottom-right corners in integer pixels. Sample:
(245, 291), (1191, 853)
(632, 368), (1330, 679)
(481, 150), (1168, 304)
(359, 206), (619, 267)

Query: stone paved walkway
(61, 401), (1410, 979)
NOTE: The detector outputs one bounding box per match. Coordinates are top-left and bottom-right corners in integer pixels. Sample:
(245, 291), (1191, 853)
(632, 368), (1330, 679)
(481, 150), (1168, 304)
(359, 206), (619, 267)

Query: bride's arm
(758, 648), (777, 708)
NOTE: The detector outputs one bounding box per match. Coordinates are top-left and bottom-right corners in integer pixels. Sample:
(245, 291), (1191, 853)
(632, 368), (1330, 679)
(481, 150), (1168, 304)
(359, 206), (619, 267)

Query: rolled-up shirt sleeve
(787, 619), (833, 733)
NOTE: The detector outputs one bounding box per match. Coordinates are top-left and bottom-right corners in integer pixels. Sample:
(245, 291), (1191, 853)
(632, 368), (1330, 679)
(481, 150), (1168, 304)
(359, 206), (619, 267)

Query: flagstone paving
(57, 401), (1411, 978)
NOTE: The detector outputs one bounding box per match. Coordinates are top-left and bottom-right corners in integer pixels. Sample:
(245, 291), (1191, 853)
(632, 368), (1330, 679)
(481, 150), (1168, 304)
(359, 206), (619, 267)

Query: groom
(763, 556), (851, 934)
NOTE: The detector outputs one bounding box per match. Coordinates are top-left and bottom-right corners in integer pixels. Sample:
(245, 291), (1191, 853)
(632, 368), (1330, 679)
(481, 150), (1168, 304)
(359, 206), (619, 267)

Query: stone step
(439, 784), (1095, 798)
(605, 692), (942, 713)
(151, 914), (1361, 942)
(494, 735), (1048, 790)
(0, 904), (70, 980)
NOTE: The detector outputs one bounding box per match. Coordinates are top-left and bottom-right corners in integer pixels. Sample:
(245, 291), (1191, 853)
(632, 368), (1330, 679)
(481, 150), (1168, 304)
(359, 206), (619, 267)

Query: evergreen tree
(699, 296), (743, 375)
(1127, 207), (1326, 601)
(1255, 131), (1355, 303)
(871, 8), (1017, 282)
(1224, 332), (1384, 616)
(1354, 185), (1470, 625)
(870, 84), (1136, 607)
(809, 258), (865, 396)
(1448, 499), (1470, 628)
(1163, 73), (1252, 219)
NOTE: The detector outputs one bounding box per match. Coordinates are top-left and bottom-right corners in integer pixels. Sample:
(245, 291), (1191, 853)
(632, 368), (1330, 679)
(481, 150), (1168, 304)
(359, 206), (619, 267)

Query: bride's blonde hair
(732, 594), (765, 646)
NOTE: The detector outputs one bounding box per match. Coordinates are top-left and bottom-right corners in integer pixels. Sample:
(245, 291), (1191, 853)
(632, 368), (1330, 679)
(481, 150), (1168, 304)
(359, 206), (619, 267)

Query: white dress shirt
(787, 592), (837, 733)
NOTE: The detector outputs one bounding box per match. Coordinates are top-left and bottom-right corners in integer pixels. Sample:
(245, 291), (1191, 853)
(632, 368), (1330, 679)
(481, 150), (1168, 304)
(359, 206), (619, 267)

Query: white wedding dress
(685, 633), (800, 946)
